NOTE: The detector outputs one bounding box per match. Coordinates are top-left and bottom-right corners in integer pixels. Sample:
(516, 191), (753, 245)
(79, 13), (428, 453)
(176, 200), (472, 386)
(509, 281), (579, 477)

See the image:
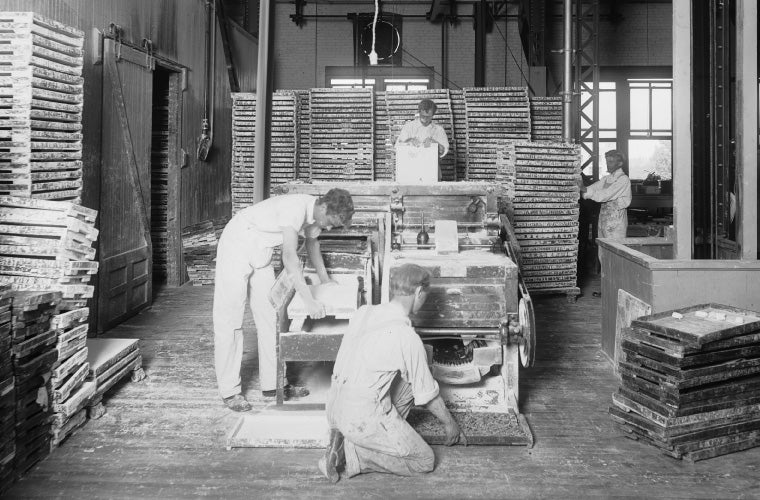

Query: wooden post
(736, 0), (758, 260)
(672, 0), (692, 259)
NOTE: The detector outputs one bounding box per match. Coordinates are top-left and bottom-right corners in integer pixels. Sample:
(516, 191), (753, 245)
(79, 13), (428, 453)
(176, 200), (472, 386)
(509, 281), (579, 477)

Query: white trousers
(212, 220), (280, 398)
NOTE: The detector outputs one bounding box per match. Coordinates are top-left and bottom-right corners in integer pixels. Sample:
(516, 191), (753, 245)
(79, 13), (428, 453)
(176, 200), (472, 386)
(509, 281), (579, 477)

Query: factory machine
(270, 181), (535, 444)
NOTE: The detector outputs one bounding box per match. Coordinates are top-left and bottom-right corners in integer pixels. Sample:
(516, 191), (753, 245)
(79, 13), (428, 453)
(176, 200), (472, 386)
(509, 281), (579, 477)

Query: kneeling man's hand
(444, 418), (468, 446)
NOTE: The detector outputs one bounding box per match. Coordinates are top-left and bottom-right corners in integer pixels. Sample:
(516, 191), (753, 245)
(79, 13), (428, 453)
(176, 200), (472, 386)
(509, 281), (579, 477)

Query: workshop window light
(384, 78), (429, 91)
(330, 78), (376, 89)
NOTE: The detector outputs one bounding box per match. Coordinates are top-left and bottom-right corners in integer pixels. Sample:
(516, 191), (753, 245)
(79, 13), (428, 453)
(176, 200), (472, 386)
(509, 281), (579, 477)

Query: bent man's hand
(443, 418), (463, 446)
(306, 299), (326, 319)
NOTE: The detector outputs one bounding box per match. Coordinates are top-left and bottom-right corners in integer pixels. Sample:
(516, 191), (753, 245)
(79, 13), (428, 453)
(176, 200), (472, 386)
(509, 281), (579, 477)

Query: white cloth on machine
(582, 168), (632, 240)
(212, 195), (323, 398)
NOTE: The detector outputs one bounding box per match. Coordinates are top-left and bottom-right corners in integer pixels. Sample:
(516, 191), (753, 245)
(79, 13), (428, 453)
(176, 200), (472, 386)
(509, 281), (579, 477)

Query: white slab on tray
(287, 282), (359, 320)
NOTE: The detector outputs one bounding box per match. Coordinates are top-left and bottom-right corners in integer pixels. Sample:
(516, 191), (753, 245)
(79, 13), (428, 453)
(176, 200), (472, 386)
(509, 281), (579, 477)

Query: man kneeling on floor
(319, 263), (467, 481)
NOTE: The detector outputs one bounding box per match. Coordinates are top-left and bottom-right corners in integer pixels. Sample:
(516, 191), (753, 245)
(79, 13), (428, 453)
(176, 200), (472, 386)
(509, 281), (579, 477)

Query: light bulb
(369, 51), (378, 65)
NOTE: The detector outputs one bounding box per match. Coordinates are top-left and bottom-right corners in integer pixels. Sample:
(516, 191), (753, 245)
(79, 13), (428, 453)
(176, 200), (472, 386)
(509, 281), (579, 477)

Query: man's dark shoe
(318, 429), (345, 483)
(261, 385), (310, 400)
(222, 394), (252, 412)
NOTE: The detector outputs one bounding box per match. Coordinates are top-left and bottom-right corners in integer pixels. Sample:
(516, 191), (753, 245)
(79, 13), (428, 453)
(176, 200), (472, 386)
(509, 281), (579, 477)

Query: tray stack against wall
(0, 12), (84, 202)
(48, 306), (92, 448)
(529, 97), (563, 142)
(181, 218), (227, 286)
(464, 87), (531, 181)
(509, 142), (580, 295)
(309, 88), (374, 181)
(610, 304), (760, 461)
(449, 89), (468, 181)
(0, 196), (98, 307)
(0, 285), (13, 491)
(373, 91), (393, 180)
(269, 91), (298, 192)
(385, 90), (456, 181)
(11, 291), (60, 478)
(150, 86), (170, 281)
(295, 90), (311, 181)
(231, 93), (256, 215)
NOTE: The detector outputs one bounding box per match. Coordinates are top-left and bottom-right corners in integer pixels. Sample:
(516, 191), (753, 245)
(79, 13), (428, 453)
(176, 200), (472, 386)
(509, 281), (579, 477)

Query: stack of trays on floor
(230, 93), (256, 215)
(373, 91), (392, 181)
(610, 304), (760, 461)
(269, 91), (299, 191)
(86, 338), (141, 410)
(509, 142), (580, 294)
(309, 88), (374, 181)
(529, 97), (563, 142)
(449, 90), (468, 181)
(0, 196), (98, 308)
(464, 87), (530, 181)
(295, 91), (311, 181)
(181, 218), (227, 286)
(0, 12), (85, 202)
(48, 307), (93, 448)
(0, 285), (13, 489)
(385, 90), (456, 181)
(11, 291), (60, 476)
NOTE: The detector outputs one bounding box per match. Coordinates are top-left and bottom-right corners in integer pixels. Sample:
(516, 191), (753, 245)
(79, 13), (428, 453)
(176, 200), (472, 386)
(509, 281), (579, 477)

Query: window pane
(581, 142), (617, 176)
(599, 91), (616, 129)
(630, 88), (651, 130)
(628, 139), (672, 181)
(651, 88), (672, 131)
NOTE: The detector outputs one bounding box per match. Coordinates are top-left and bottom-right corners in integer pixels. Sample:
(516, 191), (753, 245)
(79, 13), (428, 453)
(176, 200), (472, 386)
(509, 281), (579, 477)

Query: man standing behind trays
(213, 188), (354, 411)
(579, 149), (632, 240)
(395, 98), (450, 179)
(318, 263), (466, 482)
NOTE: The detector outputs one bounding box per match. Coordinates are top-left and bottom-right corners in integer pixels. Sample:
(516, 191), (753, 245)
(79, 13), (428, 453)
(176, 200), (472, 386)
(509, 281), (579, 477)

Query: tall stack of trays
(0, 285), (13, 491)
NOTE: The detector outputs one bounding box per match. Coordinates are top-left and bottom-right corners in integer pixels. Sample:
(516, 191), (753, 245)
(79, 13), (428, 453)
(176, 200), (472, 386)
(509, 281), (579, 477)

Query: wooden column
(736, 0), (758, 260)
(672, 0), (692, 259)
(254, 0), (272, 203)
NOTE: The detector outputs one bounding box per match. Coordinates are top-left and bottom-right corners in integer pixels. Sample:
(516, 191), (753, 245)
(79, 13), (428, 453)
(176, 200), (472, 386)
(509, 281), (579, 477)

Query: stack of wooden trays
(150, 87), (170, 280)
(464, 87), (531, 181)
(0, 285), (13, 490)
(385, 90), (456, 181)
(0, 12), (84, 202)
(373, 91), (393, 181)
(0, 196), (98, 305)
(509, 142), (580, 294)
(449, 90), (468, 181)
(309, 88), (374, 181)
(295, 90), (311, 181)
(610, 304), (760, 461)
(11, 290), (60, 476)
(529, 97), (563, 142)
(181, 218), (228, 286)
(48, 307), (92, 447)
(269, 91), (298, 192)
(230, 93), (256, 215)
(85, 338), (142, 417)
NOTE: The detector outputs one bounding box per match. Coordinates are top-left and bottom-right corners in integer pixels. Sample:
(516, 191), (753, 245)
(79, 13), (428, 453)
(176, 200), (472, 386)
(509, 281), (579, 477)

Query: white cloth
(395, 118), (449, 158)
(583, 169), (632, 240)
(212, 194), (321, 397)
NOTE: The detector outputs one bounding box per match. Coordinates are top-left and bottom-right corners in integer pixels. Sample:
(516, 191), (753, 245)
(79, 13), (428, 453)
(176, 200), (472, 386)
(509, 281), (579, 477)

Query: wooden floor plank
(6, 269), (760, 499)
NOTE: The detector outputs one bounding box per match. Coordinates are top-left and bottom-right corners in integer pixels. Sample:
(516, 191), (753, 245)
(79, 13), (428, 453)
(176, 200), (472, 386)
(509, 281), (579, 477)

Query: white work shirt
(333, 302), (440, 406)
(395, 118), (450, 158)
(582, 169), (632, 209)
(232, 194), (322, 248)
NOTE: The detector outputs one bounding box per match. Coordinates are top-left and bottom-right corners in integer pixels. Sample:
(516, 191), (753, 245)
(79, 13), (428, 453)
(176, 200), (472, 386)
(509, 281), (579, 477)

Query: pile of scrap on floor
(181, 218), (227, 286)
(610, 304), (760, 461)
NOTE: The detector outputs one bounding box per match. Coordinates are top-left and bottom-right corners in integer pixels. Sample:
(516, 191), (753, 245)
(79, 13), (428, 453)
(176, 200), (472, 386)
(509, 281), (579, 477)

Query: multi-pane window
(329, 78), (376, 89)
(580, 82), (617, 176)
(628, 80), (673, 181)
(329, 77), (428, 91)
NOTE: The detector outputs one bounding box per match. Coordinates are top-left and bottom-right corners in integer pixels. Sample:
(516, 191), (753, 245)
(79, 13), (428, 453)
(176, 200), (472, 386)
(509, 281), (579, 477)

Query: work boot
(318, 429), (345, 483)
(261, 385), (310, 400)
(222, 394), (252, 412)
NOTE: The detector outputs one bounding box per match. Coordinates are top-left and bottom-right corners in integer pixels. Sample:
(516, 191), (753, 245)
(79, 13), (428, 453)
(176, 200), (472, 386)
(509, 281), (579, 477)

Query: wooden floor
(6, 271), (760, 499)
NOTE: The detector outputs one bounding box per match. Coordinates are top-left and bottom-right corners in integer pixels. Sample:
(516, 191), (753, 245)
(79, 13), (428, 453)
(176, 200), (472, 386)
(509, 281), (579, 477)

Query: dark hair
(318, 188), (354, 226)
(418, 98), (437, 114)
(390, 264), (431, 297)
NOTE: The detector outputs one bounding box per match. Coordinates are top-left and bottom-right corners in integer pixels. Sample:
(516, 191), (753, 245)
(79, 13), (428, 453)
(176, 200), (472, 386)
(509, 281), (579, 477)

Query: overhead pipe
(562, 0), (573, 143)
